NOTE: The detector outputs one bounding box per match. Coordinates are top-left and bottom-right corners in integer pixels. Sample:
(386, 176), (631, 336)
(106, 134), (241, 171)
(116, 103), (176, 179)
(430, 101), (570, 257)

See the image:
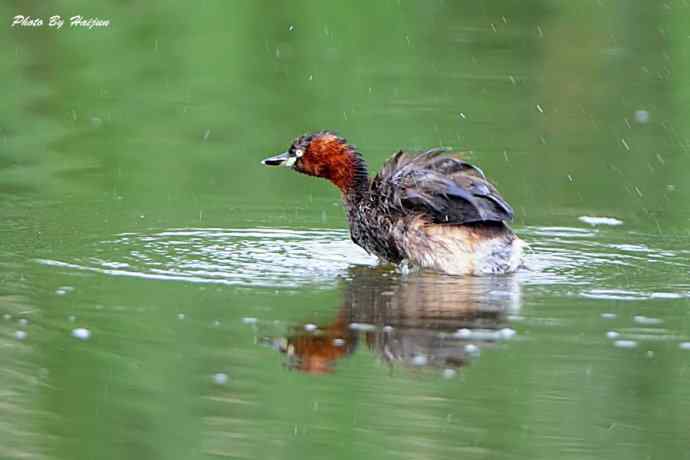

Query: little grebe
(262, 131), (524, 275)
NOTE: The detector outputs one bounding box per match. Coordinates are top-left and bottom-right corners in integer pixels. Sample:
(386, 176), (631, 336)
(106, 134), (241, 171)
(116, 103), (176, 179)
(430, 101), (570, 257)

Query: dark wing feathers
(373, 149), (513, 224)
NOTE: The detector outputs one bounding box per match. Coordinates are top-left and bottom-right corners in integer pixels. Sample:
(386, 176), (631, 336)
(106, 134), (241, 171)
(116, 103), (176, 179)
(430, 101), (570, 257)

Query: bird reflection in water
(266, 267), (521, 374)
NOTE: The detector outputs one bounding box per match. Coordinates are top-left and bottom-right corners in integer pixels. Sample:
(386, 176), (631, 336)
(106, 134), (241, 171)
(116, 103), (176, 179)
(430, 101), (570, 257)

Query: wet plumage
(263, 131), (524, 275)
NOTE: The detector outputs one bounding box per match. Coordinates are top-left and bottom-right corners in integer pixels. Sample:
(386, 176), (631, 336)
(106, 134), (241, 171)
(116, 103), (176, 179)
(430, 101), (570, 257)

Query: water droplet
(606, 331), (620, 339)
(304, 323), (317, 332)
(499, 328), (516, 339)
(634, 110), (649, 124)
(18, 318), (28, 327)
(288, 25), (295, 32)
(56, 286), (74, 295)
(464, 344), (480, 354)
(177, 313), (185, 320)
(412, 354), (428, 366)
(679, 342), (690, 350)
(455, 328), (472, 338)
(212, 373), (229, 385)
(442, 368), (457, 379)
(71, 328), (91, 340)
(15, 330), (27, 341)
(633, 315), (663, 325)
(614, 340), (637, 349)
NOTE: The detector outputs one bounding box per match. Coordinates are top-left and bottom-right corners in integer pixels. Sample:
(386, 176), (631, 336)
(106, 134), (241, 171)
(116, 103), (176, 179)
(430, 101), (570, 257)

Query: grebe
(263, 131), (524, 275)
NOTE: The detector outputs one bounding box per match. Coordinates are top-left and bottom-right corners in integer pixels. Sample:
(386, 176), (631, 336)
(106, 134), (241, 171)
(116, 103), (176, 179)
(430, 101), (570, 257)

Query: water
(2, 1), (690, 459)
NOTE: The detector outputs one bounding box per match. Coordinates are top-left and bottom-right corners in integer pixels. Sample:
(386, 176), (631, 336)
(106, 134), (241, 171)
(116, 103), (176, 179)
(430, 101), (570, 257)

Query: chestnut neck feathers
(297, 132), (369, 196)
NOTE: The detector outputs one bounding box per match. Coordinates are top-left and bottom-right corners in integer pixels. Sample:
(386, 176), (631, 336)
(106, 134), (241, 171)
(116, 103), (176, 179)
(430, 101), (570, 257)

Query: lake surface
(2, 1), (690, 459)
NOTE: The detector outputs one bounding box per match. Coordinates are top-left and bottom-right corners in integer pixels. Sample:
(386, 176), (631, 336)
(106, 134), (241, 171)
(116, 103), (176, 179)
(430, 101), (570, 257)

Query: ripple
(35, 225), (690, 294)
(38, 228), (377, 288)
(520, 225), (690, 295)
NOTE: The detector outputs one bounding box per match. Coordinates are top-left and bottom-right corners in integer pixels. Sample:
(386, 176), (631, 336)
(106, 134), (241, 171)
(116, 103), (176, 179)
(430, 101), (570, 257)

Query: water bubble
(579, 216), (623, 226)
(679, 342), (690, 350)
(71, 328), (91, 340)
(55, 286), (74, 295)
(606, 331), (620, 339)
(412, 354), (428, 366)
(455, 328), (472, 338)
(464, 344), (480, 354)
(614, 340), (637, 349)
(304, 323), (317, 332)
(15, 330), (27, 341)
(634, 110), (649, 124)
(499, 328), (516, 339)
(633, 315), (663, 325)
(212, 373), (229, 385)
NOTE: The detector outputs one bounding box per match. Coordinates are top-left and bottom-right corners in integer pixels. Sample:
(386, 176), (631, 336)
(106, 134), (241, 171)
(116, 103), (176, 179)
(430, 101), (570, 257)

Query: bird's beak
(262, 151), (290, 166)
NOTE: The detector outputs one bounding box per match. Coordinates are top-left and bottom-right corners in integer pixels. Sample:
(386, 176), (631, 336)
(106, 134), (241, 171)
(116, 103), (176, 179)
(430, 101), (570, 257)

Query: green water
(2, 1), (690, 459)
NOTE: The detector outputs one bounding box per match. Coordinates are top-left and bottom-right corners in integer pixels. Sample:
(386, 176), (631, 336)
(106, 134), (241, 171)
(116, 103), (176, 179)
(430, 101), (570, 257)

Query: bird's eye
(294, 148), (304, 158)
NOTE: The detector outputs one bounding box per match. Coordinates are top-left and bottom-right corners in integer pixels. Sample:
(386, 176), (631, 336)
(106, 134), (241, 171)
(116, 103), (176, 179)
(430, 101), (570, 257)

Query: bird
(262, 131), (524, 275)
